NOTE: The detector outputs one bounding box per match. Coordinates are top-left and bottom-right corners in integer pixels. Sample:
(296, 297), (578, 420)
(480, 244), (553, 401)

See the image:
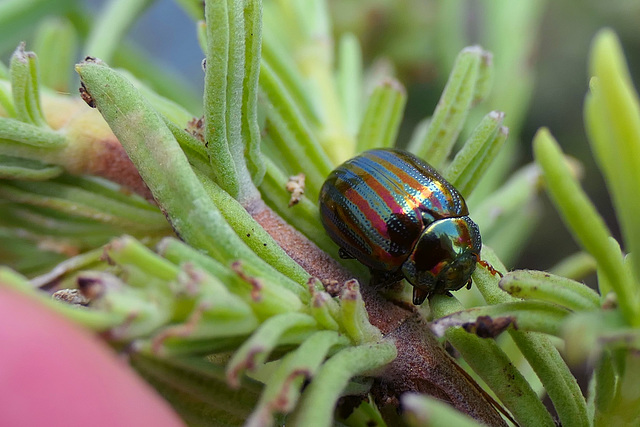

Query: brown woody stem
(248, 198), (505, 426)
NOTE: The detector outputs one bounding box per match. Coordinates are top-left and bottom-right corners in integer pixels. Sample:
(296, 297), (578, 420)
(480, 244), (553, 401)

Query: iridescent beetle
(319, 148), (482, 305)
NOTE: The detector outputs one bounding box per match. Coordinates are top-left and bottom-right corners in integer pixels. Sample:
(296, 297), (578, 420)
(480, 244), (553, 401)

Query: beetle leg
(338, 248), (355, 259)
(413, 287), (430, 305)
(466, 279), (472, 290)
(370, 269), (402, 287)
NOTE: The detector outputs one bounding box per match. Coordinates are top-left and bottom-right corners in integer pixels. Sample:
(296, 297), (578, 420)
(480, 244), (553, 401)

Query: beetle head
(401, 216), (481, 304)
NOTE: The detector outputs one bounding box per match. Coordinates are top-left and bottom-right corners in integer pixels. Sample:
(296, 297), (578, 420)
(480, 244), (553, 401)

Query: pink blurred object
(0, 285), (184, 427)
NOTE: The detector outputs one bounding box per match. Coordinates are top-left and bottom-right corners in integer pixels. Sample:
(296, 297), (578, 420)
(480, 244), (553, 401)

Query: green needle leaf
(10, 43), (46, 126)
(194, 167), (311, 287)
(533, 128), (639, 325)
(0, 117), (66, 147)
(409, 46), (491, 168)
(75, 60), (309, 301)
(430, 294), (555, 427)
(0, 154), (62, 180)
(0, 267), (121, 330)
(203, 0), (260, 202)
(338, 279), (382, 344)
(203, 0), (239, 198)
(259, 60), (334, 200)
(261, 32), (321, 131)
(159, 238), (306, 319)
(356, 79), (406, 152)
(337, 33), (363, 137)
(431, 300), (570, 337)
(403, 393), (484, 427)
(242, 0), (266, 185)
(0, 176), (168, 233)
(586, 29), (640, 296)
(258, 157), (333, 254)
(289, 341), (397, 427)
(445, 111), (508, 197)
(511, 334), (590, 427)
(561, 310), (630, 365)
(471, 163), (542, 264)
(226, 313), (317, 387)
(473, 246), (590, 427)
(247, 330), (348, 426)
(112, 42), (202, 114)
(500, 269), (601, 311)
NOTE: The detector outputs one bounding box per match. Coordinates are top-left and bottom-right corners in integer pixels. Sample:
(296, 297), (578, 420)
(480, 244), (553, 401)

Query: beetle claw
(412, 288), (429, 305)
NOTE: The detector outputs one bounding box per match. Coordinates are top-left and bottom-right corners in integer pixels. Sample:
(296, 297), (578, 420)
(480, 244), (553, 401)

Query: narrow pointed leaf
(533, 128), (639, 325)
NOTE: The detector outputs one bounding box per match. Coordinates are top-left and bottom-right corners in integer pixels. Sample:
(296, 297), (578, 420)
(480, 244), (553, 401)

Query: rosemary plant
(0, 1), (639, 426)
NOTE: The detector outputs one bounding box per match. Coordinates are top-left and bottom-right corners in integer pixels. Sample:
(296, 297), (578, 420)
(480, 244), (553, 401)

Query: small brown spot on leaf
(79, 82), (95, 108)
(151, 303), (208, 354)
(273, 368), (310, 411)
(340, 279), (360, 300)
(462, 315), (514, 338)
(227, 346), (264, 389)
(232, 261), (263, 301)
(312, 291), (331, 308)
(186, 116), (205, 142)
